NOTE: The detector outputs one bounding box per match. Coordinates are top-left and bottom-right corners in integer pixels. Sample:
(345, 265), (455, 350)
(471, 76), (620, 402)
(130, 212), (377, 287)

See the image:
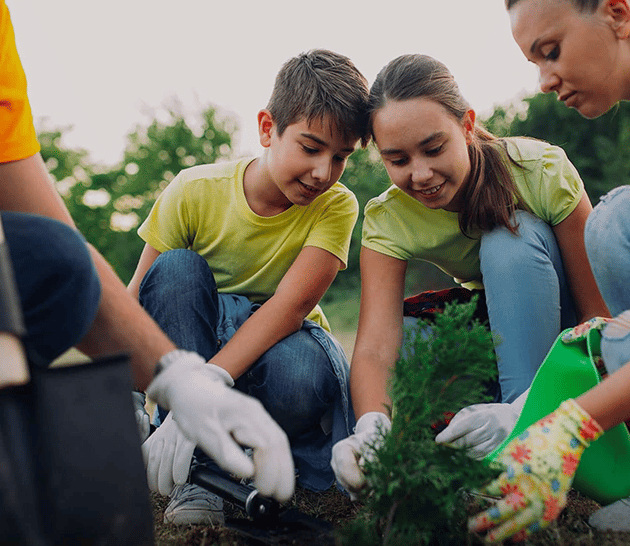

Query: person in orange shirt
(0, 0), (294, 525)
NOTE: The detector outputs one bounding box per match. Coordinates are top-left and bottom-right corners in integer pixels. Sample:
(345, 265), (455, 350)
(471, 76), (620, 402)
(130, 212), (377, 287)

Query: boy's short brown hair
(266, 49), (370, 146)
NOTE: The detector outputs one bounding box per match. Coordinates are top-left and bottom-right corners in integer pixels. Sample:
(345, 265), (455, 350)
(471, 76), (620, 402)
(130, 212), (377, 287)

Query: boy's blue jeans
(138, 249), (354, 492)
(480, 210), (577, 403)
(2, 212), (101, 366)
(585, 185), (630, 375)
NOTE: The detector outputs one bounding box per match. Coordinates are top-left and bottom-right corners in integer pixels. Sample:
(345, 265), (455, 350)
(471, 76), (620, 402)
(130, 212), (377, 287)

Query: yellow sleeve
(0, 1), (40, 163)
(137, 172), (194, 252)
(361, 193), (413, 261)
(304, 184), (358, 270)
(511, 140), (584, 226)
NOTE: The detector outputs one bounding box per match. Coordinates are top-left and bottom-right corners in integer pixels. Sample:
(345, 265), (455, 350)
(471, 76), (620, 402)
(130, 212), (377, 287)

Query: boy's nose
(312, 158), (332, 183)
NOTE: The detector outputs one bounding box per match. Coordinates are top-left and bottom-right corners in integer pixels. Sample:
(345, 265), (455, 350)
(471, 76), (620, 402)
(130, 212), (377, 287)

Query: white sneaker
(163, 483), (224, 526)
(588, 497), (630, 531)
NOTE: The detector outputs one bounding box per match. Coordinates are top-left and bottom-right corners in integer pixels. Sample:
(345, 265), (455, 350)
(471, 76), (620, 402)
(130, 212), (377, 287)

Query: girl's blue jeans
(585, 185), (630, 374)
(138, 249), (354, 492)
(480, 210), (577, 403)
(2, 211), (101, 366)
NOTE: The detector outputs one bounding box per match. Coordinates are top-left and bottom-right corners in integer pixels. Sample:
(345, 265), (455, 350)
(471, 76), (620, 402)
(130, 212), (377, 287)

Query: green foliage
(341, 298), (500, 546)
(38, 102), (235, 283)
(484, 92), (630, 203)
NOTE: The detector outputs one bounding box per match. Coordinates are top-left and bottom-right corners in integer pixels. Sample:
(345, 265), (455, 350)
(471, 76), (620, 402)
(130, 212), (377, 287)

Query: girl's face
(372, 97), (474, 212)
(509, 0), (630, 118)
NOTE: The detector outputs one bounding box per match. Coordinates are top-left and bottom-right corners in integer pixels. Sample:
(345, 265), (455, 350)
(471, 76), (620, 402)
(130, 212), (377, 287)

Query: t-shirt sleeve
(361, 197), (411, 261)
(0, 2), (40, 163)
(137, 174), (194, 252)
(304, 187), (358, 270)
(517, 142), (584, 226)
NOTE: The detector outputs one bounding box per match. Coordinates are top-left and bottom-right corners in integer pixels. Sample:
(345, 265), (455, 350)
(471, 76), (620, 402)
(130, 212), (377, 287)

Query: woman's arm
(210, 245), (341, 380)
(552, 191), (610, 322)
(0, 154), (175, 389)
(350, 247), (408, 419)
(577, 360), (630, 430)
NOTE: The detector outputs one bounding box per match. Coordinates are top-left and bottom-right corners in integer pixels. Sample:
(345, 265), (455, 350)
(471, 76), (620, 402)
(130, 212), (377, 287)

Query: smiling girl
(331, 53), (610, 501)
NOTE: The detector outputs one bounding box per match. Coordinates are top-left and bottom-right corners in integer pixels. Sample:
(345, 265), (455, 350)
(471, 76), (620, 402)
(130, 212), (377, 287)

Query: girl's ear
(463, 109), (476, 145)
(602, 0), (630, 39)
(257, 109), (275, 148)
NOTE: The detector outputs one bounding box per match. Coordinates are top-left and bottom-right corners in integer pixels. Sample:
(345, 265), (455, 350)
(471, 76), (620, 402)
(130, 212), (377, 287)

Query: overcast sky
(7, 0), (540, 166)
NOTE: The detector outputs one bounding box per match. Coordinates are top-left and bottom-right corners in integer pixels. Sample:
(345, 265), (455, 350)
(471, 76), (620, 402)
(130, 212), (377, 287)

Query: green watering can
(485, 328), (630, 506)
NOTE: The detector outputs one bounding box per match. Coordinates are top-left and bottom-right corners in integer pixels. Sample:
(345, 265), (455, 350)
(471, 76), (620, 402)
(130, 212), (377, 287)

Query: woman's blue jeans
(2, 211), (101, 366)
(138, 249), (354, 492)
(585, 186), (630, 374)
(480, 210), (577, 403)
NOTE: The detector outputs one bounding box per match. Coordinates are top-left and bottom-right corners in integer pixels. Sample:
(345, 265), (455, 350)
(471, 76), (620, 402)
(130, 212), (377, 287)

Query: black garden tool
(190, 466), (336, 545)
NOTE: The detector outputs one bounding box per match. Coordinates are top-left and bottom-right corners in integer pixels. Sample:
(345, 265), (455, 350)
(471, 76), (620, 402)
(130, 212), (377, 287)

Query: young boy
(127, 49), (369, 525)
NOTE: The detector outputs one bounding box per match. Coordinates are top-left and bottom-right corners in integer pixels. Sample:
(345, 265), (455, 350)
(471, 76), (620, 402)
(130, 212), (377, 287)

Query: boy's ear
(257, 109), (275, 148)
(601, 0), (630, 39)
(463, 109), (476, 145)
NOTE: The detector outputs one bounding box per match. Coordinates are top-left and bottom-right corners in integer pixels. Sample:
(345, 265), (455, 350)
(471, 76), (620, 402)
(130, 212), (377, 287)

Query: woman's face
(509, 0), (630, 118)
(372, 97), (474, 212)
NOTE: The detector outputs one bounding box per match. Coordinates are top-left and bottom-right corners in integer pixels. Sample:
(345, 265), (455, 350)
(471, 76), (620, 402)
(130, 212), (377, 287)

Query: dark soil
(152, 487), (630, 546)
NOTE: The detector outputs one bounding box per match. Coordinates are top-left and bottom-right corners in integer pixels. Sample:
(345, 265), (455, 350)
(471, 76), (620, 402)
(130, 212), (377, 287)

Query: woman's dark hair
(505, 0), (600, 11)
(368, 54), (527, 236)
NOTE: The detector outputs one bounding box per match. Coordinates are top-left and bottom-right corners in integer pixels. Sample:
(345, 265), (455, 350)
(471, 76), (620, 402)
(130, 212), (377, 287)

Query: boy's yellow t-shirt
(362, 138), (584, 289)
(0, 0), (40, 162)
(138, 158), (359, 330)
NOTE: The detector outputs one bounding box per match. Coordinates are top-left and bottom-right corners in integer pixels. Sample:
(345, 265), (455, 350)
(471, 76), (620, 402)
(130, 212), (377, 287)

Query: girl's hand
(468, 399), (603, 543)
(331, 412), (391, 500)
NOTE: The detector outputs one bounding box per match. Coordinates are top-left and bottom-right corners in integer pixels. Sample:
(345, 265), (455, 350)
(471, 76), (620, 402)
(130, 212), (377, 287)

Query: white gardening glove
(435, 389), (528, 459)
(331, 411), (391, 500)
(142, 412), (195, 495)
(132, 391), (151, 443)
(146, 350), (295, 502)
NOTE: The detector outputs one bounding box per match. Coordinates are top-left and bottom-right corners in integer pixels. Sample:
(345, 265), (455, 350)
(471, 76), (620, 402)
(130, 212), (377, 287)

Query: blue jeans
(480, 211), (577, 402)
(138, 249), (354, 492)
(585, 186), (630, 374)
(1, 212), (101, 366)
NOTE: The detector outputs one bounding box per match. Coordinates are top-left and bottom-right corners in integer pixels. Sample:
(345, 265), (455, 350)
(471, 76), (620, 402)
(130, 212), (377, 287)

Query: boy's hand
(331, 412), (391, 500)
(147, 350), (295, 502)
(468, 399), (603, 543)
(142, 412), (195, 495)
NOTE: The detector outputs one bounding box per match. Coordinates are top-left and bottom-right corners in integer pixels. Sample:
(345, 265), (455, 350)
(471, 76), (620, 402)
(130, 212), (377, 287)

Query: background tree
(485, 92), (630, 203)
(39, 100), (235, 283)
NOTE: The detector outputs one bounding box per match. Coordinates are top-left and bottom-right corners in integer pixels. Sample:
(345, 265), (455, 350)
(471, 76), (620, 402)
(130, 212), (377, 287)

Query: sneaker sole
(164, 509), (225, 526)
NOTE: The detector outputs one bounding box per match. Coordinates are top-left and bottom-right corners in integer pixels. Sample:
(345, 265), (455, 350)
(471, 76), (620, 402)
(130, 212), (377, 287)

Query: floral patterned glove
(468, 399), (603, 543)
(561, 317), (611, 344)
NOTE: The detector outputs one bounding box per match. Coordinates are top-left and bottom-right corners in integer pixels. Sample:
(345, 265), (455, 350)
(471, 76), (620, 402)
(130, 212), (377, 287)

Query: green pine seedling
(340, 297), (501, 546)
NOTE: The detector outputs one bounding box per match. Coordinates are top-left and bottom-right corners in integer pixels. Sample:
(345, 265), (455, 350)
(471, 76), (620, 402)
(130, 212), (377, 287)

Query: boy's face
(259, 112), (358, 207)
